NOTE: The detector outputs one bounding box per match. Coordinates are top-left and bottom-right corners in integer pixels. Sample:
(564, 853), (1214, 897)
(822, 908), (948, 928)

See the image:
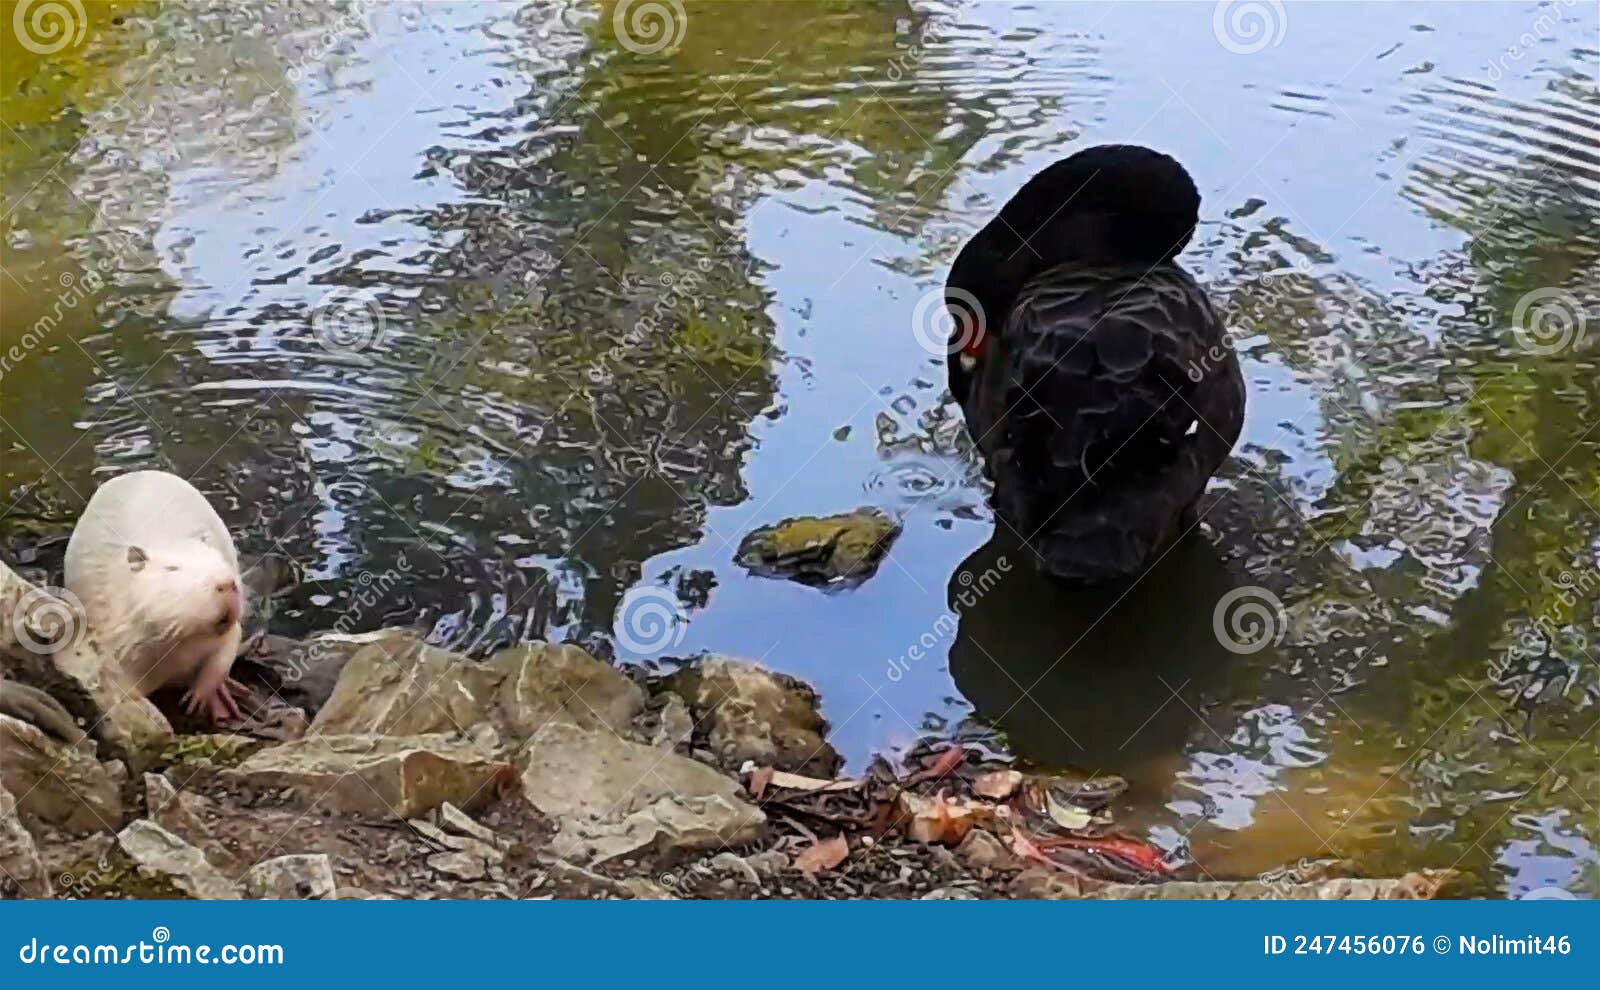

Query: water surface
(2, 1), (1597, 896)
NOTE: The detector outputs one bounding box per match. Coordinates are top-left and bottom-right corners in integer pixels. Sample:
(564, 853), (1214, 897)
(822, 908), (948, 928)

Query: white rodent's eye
(165, 565), (182, 572)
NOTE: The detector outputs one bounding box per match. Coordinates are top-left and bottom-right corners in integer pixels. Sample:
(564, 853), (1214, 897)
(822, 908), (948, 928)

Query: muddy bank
(0, 559), (1457, 901)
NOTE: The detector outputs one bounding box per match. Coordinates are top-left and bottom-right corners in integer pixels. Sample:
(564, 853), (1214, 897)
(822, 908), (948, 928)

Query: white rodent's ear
(127, 546), (149, 571)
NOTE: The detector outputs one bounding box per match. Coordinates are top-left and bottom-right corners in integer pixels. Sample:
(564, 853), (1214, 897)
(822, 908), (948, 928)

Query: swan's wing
(963, 264), (1242, 574)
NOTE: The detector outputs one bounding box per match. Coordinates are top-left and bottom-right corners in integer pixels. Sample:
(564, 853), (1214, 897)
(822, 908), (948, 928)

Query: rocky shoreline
(2, 559), (1455, 901)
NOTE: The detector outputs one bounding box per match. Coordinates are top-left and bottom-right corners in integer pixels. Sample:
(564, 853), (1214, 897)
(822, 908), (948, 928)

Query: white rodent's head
(125, 540), (245, 640)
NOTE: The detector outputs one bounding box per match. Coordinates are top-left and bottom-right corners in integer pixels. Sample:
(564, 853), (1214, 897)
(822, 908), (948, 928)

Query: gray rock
(734, 508), (901, 586)
(142, 773), (236, 871)
(116, 819), (239, 899)
(310, 635), (643, 741)
(437, 803), (501, 848)
(667, 656), (840, 776)
(744, 850), (789, 879)
(649, 692), (694, 751)
(519, 722), (764, 865)
(0, 782), (50, 898)
(222, 733), (518, 819)
(922, 886), (979, 900)
(707, 851), (761, 885)
(0, 714), (125, 835)
(245, 854), (336, 899)
(426, 850), (488, 881)
(955, 829), (1013, 872)
(408, 818), (466, 851)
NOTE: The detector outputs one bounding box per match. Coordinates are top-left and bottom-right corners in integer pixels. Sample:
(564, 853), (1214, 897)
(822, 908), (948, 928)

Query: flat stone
(310, 635), (642, 740)
(116, 819), (239, 899)
(142, 773), (237, 870)
(666, 656), (840, 776)
(0, 714), (125, 835)
(519, 722), (764, 865)
(245, 854), (336, 899)
(223, 733), (518, 820)
(426, 850), (488, 881)
(735, 508), (901, 586)
(649, 693), (694, 751)
(408, 818), (467, 851)
(437, 802), (501, 848)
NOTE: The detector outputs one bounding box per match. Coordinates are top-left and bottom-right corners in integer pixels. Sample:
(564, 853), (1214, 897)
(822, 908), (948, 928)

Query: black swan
(945, 144), (1245, 583)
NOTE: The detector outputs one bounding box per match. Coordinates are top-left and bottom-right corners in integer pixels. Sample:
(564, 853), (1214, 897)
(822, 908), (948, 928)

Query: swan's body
(947, 145), (1245, 583)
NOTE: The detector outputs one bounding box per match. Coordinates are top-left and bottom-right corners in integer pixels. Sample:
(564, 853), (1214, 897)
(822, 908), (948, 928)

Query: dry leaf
(792, 835), (850, 874)
(768, 771), (864, 793)
(926, 745), (968, 779)
(1008, 828), (1058, 869)
(748, 766), (774, 800)
(972, 769), (1022, 800)
(1039, 833), (1173, 876)
(899, 791), (991, 845)
(1045, 790), (1094, 831)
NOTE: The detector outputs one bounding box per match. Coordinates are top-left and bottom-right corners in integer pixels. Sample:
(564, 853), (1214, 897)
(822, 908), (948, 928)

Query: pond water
(2, 1), (1597, 897)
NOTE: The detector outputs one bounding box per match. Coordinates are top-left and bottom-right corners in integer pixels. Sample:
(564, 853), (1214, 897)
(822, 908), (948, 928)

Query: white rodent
(64, 470), (250, 722)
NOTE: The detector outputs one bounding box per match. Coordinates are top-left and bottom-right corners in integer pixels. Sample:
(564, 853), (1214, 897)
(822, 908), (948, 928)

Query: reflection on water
(947, 529), (1246, 775)
(2, 1), (1597, 896)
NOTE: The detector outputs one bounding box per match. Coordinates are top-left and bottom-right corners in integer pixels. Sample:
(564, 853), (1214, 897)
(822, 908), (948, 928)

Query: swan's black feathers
(964, 263), (1244, 583)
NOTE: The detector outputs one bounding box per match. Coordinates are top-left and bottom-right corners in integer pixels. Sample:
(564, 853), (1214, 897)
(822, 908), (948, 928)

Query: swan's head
(1002, 144), (1201, 267)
